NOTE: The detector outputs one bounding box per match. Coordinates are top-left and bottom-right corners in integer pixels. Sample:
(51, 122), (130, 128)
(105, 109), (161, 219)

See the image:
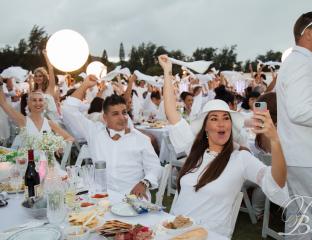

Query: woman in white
(0, 86), (73, 144)
(28, 50), (60, 121)
(158, 55), (288, 238)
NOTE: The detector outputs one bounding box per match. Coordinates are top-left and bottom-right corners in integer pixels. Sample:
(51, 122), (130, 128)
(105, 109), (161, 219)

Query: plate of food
(0, 182), (25, 194)
(148, 122), (165, 129)
(111, 202), (139, 217)
(68, 209), (101, 232)
(0, 147), (12, 155)
(160, 215), (194, 235)
(96, 220), (153, 239)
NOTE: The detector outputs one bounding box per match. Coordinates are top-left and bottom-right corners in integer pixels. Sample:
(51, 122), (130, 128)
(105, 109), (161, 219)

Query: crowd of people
(0, 11), (312, 239)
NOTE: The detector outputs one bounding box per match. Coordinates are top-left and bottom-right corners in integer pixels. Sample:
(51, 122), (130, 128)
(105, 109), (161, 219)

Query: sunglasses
(301, 21), (312, 36)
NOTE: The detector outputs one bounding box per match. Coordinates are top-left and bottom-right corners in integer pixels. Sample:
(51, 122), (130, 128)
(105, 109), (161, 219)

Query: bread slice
(170, 227), (208, 240)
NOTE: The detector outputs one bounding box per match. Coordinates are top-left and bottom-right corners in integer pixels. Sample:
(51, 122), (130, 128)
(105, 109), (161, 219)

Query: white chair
(155, 164), (171, 206)
(262, 197), (283, 240)
(230, 191), (244, 236)
(75, 144), (92, 166)
(60, 141), (73, 170)
(163, 135), (187, 196)
(240, 185), (258, 224)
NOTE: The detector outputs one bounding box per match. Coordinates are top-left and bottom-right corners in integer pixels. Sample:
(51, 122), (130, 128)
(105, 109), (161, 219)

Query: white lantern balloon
(86, 61), (107, 79)
(46, 29), (89, 72)
(281, 47), (293, 62)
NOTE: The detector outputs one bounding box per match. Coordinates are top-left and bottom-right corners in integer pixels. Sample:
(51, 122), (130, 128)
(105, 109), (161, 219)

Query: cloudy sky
(0, 0), (310, 62)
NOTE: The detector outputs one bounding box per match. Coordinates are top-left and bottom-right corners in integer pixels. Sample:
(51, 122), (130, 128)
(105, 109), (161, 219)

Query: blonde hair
(34, 67), (49, 92)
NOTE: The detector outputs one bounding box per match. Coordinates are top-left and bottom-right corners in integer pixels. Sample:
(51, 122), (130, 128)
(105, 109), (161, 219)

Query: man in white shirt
(143, 91), (166, 121)
(276, 12), (312, 239)
(62, 75), (162, 200)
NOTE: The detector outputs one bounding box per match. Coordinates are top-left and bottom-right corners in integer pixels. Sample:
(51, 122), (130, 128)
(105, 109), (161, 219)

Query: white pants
(284, 167), (312, 240)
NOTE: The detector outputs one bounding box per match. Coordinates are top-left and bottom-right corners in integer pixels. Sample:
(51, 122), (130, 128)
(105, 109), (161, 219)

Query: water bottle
(94, 161), (107, 192)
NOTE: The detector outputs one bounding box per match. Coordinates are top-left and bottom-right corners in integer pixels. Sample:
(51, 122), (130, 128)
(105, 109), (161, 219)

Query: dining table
(0, 190), (229, 240)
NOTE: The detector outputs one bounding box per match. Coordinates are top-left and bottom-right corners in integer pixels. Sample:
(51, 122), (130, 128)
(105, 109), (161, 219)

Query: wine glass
(9, 164), (23, 199)
(15, 156), (28, 177)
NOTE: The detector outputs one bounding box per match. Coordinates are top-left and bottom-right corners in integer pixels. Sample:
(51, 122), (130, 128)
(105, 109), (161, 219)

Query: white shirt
(169, 119), (289, 237)
(142, 98), (166, 121)
(62, 97), (162, 195)
(276, 46), (312, 167)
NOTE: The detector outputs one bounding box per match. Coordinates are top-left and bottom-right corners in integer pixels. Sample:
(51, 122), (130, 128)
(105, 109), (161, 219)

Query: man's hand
(128, 74), (137, 83)
(130, 182), (148, 200)
(82, 75), (98, 89)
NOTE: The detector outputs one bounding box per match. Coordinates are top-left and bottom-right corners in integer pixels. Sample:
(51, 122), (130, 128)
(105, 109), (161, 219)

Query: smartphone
(254, 102), (267, 112)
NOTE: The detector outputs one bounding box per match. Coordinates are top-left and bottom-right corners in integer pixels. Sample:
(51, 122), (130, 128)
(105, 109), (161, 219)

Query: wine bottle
(24, 149), (40, 198)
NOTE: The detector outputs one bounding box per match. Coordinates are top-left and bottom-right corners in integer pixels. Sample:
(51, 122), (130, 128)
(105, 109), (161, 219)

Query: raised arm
(48, 120), (75, 142)
(265, 68), (277, 93)
(158, 55), (180, 125)
(0, 82), (26, 127)
(71, 75), (98, 101)
(43, 49), (56, 96)
(124, 74), (137, 104)
(252, 111), (287, 188)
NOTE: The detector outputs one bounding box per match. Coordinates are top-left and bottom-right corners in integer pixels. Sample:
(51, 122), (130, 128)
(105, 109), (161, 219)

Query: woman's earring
(206, 131), (209, 139)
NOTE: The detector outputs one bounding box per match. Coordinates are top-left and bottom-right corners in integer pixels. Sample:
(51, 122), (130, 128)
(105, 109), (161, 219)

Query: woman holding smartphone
(158, 55), (288, 237)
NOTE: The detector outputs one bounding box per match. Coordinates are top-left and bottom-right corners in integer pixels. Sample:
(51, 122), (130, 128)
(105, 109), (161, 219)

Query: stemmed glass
(9, 164), (23, 199)
(79, 164), (96, 195)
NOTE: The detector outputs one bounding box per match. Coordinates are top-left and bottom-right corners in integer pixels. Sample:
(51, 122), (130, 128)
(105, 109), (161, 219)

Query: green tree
(27, 25), (48, 55)
(192, 47), (216, 61)
(101, 49), (108, 65)
(16, 39), (28, 55)
(212, 45), (238, 71)
(128, 47), (142, 72)
(119, 42), (125, 62)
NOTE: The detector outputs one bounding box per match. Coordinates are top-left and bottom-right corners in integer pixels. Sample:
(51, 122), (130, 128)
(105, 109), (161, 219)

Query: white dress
(11, 116), (52, 149)
(169, 119), (289, 237)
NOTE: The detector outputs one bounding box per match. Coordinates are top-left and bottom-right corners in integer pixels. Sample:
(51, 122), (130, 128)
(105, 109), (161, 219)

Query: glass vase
(44, 156), (66, 226)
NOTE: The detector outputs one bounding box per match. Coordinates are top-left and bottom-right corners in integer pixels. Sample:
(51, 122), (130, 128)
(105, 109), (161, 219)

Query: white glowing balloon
(86, 61), (107, 79)
(281, 47), (293, 62)
(46, 29), (89, 72)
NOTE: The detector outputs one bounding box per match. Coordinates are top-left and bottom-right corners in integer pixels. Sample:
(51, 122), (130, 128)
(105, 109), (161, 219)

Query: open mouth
(217, 131), (226, 136)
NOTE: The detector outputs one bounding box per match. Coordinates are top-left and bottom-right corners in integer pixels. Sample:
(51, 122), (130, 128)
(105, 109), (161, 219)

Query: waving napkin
(134, 70), (163, 88)
(1, 66), (29, 82)
(169, 58), (212, 74)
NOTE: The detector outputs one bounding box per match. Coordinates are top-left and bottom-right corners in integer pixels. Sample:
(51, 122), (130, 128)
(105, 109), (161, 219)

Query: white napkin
(169, 58), (212, 74)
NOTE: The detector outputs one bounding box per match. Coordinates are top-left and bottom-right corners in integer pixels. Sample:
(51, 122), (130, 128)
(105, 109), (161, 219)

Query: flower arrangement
(34, 132), (65, 154)
(19, 128), (66, 165)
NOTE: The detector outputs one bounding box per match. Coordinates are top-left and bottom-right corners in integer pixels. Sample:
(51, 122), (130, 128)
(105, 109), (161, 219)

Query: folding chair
(240, 185), (258, 224)
(155, 164), (171, 206)
(262, 197), (283, 240)
(230, 192), (244, 237)
(75, 144), (92, 167)
(163, 135), (186, 196)
(60, 141), (73, 170)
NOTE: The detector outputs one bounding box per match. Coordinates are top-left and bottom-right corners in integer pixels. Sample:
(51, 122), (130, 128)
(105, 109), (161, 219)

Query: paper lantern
(46, 29), (89, 72)
(281, 47), (293, 62)
(86, 61), (107, 79)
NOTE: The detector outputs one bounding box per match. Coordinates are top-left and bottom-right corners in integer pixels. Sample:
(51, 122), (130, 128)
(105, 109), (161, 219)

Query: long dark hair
(177, 113), (234, 193)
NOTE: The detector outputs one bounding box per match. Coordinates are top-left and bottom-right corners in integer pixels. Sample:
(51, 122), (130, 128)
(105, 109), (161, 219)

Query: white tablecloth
(135, 125), (171, 163)
(0, 190), (228, 240)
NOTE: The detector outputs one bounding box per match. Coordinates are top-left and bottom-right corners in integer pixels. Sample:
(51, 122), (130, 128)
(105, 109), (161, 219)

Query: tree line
(0, 25), (282, 78)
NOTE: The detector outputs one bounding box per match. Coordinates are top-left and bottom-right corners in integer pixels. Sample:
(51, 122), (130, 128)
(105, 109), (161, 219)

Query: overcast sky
(0, 0), (310, 62)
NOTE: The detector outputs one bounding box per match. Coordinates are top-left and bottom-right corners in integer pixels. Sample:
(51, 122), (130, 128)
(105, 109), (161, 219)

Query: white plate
(110, 202), (139, 217)
(7, 227), (62, 240)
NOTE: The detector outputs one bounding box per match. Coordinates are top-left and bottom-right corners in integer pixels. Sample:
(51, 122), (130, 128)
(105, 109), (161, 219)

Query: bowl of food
(21, 197), (47, 219)
(64, 226), (90, 240)
(161, 215), (194, 234)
